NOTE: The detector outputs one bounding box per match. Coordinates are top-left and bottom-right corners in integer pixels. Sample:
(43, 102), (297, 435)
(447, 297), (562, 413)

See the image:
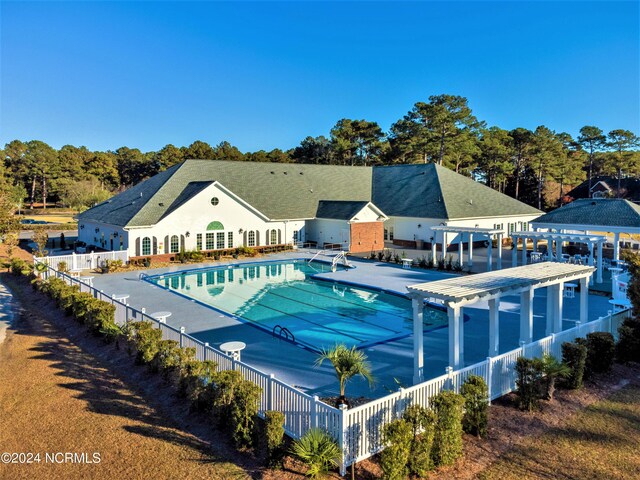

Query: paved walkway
(90, 251), (613, 399)
(0, 281), (17, 345)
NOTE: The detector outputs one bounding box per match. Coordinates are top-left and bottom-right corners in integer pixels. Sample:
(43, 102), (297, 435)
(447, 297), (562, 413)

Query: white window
(217, 232), (225, 249)
(227, 231), (233, 248)
(196, 234), (202, 251)
(270, 229), (277, 245)
(142, 237), (151, 256)
(170, 235), (179, 253)
(248, 231), (256, 247)
(206, 233), (215, 250)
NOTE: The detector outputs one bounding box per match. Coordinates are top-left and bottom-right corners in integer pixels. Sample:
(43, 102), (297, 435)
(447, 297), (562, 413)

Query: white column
(512, 237), (518, 267)
(532, 237), (538, 255)
(497, 234), (503, 270)
(521, 236), (528, 265)
(545, 286), (554, 336)
(458, 234), (464, 267)
(520, 288), (534, 344)
(588, 242), (595, 285)
(468, 233), (474, 267)
(431, 236), (437, 267)
(552, 283), (564, 333)
(487, 239), (493, 272)
(441, 232), (447, 263)
(459, 306), (465, 364)
(579, 277), (589, 324)
(412, 297), (424, 384)
(597, 242), (603, 283)
(613, 232), (620, 261)
(489, 298), (500, 356)
(448, 304), (462, 369)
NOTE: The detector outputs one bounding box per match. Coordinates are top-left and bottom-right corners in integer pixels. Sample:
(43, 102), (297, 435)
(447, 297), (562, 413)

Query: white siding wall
(307, 219), (350, 249)
(77, 220), (128, 251)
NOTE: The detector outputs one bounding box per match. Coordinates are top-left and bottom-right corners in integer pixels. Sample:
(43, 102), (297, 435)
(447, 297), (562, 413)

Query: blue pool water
(145, 260), (447, 352)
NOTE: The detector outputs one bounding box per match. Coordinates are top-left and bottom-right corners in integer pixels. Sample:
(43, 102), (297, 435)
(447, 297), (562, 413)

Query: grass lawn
(0, 276), (249, 480)
(22, 214), (77, 224)
(479, 384), (640, 480)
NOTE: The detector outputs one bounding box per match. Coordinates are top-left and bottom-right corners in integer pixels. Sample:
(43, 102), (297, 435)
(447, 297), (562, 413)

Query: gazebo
(532, 198), (640, 263)
(430, 225), (506, 271)
(510, 231), (607, 283)
(406, 262), (594, 383)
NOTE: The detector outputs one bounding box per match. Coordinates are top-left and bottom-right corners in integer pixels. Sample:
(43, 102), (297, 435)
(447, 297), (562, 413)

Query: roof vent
(283, 171), (288, 175)
(300, 172), (304, 175)
(468, 199), (473, 205)
(159, 202), (164, 207)
(270, 171), (275, 174)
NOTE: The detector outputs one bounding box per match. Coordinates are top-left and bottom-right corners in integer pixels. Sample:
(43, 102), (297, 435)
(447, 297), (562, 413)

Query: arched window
(270, 229), (278, 245)
(170, 235), (179, 253)
(207, 221), (224, 231)
(142, 237), (151, 256)
(248, 231), (256, 247)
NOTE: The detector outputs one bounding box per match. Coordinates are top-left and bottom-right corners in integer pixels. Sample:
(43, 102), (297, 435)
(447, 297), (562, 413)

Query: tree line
(1, 94), (639, 213)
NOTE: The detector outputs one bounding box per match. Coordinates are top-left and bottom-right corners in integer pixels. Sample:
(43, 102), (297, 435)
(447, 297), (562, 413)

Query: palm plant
(541, 353), (571, 400)
(315, 344), (374, 407)
(290, 428), (341, 479)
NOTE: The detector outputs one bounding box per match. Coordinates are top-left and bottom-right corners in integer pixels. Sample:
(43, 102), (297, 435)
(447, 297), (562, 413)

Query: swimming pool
(145, 259), (448, 352)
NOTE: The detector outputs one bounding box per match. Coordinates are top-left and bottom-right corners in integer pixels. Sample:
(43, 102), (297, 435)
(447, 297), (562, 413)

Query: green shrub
(57, 261), (68, 273)
(210, 369), (244, 426)
(515, 356), (544, 411)
(380, 419), (412, 480)
(152, 340), (195, 380)
(616, 317), (640, 363)
(584, 332), (615, 375)
(291, 428), (340, 479)
(71, 292), (97, 324)
(262, 410), (285, 468)
(561, 341), (587, 389)
(460, 375), (488, 437)
(86, 301), (116, 335)
(130, 321), (163, 364)
(377, 251), (384, 261)
(58, 285), (80, 314)
(178, 359), (218, 411)
(403, 404), (436, 477)
(431, 390), (465, 467)
(100, 321), (123, 344)
(10, 258), (32, 276)
(540, 353), (570, 400)
(230, 379), (262, 448)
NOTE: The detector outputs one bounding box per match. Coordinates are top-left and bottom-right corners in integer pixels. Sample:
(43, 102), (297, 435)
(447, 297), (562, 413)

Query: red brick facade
(350, 222), (384, 253)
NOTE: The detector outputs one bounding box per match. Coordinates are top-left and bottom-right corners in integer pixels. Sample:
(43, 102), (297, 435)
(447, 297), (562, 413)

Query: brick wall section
(350, 222), (384, 254)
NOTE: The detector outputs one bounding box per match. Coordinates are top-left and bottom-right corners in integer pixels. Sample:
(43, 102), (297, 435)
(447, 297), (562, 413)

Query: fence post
(311, 394), (318, 429)
(607, 310), (613, 335)
(338, 403), (347, 476)
(72, 252), (76, 270)
(180, 326), (185, 348)
(519, 340), (526, 358)
(204, 342), (209, 362)
(268, 374), (275, 411)
(486, 357), (493, 404)
(446, 366), (454, 390)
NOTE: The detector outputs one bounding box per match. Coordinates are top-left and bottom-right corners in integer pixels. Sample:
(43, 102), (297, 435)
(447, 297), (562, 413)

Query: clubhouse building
(77, 160), (541, 258)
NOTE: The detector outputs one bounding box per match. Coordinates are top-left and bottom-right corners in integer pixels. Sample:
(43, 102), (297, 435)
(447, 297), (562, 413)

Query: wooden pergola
(430, 225), (505, 271)
(406, 262), (594, 383)
(510, 231), (607, 283)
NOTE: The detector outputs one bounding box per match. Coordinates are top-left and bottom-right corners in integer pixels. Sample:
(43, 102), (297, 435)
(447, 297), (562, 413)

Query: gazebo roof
(510, 230), (607, 244)
(430, 225), (504, 235)
(532, 198), (640, 230)
(406, 262), (594, 305)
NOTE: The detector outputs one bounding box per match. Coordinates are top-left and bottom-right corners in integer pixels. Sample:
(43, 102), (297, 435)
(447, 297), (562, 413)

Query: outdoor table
(529, 252), (543, 263)
(563, 283), (577, 298)
(79, 276), (94, 287)
(68, 269), (82, 278)
(401, 258), (413, 269)
(111, 294), (130, 303)
(219, 341), (246, 361)
(150, 311), (172, 323)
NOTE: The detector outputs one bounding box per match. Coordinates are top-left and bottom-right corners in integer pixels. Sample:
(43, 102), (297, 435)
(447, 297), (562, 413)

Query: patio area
(89, 251), (613, 399)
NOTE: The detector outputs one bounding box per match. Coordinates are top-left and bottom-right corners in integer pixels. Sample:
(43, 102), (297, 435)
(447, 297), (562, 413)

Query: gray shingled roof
(79, 160), (372, 226)
(79, 160), (542, 227)
(533, 198), (640, 228)
(372, 163), (542, 219)
(315, 200), (371, 220)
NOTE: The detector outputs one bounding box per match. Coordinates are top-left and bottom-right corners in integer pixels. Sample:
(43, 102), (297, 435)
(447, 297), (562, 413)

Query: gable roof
(79, 160), (542, 228)
(567, 175), (640, 201)
(533, 198), (640, 228)
(372, 163), (542, 219)
(79, 160), (372, 226)
(315, 200), (373, 220)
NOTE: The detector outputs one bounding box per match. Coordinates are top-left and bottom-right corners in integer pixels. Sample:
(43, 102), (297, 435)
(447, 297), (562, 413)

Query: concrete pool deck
(90, 252), (613, 399)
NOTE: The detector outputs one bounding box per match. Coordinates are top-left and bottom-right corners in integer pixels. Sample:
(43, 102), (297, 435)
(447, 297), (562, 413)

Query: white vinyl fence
(37, 264), (631, 475)
(35, 251), (129, 272)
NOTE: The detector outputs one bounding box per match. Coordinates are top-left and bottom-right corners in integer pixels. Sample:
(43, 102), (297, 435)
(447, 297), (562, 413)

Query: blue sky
(1, 1), (638, 152)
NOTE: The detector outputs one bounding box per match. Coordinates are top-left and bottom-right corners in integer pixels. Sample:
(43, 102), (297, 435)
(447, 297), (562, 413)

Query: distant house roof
(372, 163), (541, 219)
(315, 200), (372, 220)
(566, 176), (640, 201)
(79, 160), (541, 228)
(533, 198), (640, 229)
